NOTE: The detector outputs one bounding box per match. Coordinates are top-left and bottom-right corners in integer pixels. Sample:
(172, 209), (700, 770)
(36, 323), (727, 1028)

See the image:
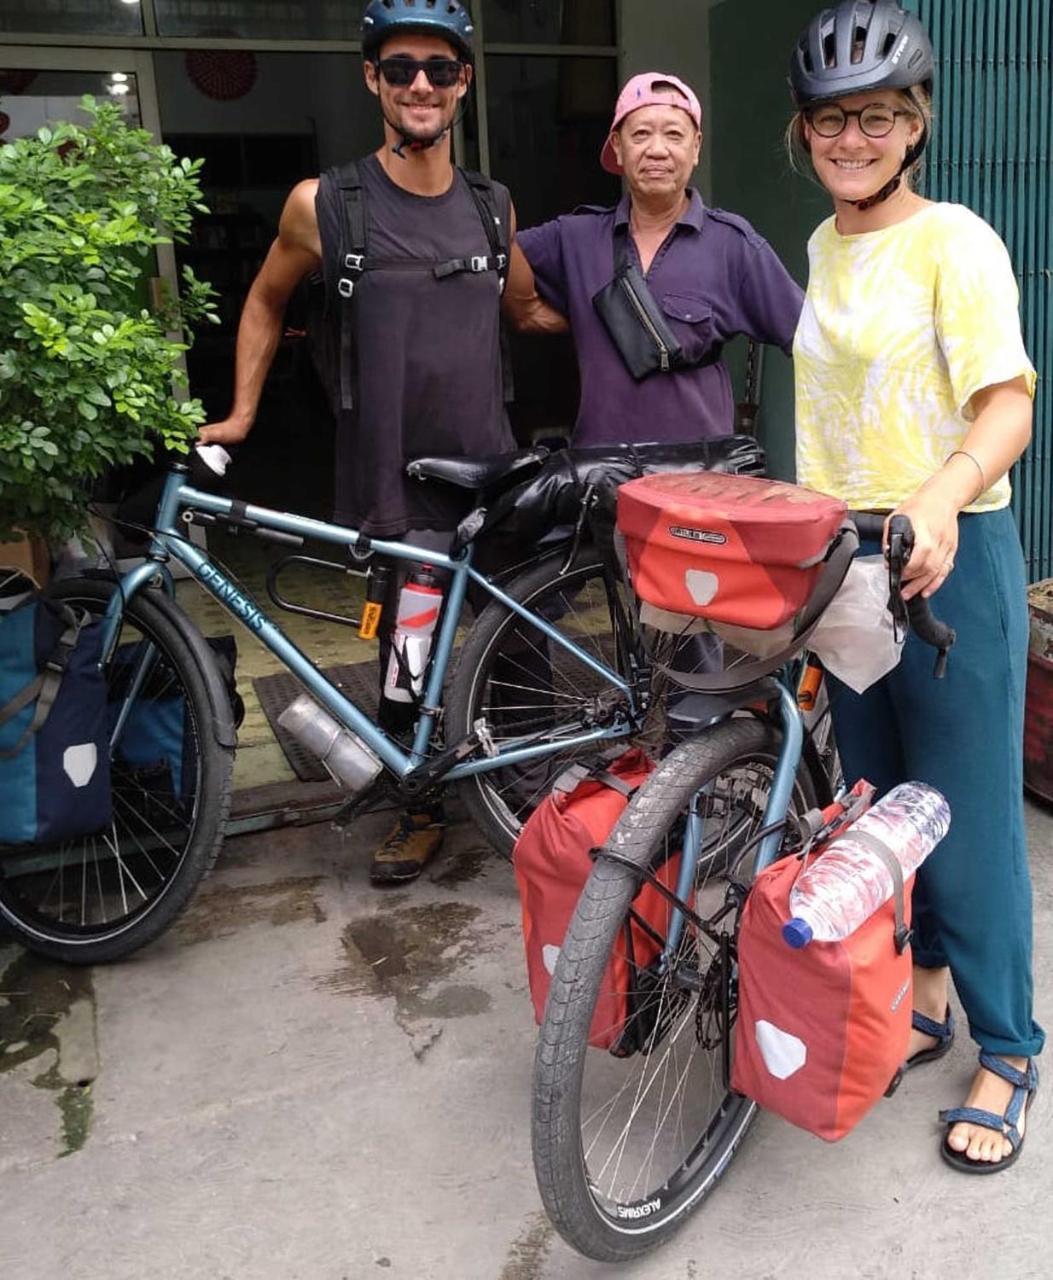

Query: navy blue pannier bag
(0, 597), (112, 845)
(108, 634), (241, 817)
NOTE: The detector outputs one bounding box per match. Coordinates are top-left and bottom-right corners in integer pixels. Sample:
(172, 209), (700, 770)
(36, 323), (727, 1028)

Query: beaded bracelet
(946, 448), (987, 503)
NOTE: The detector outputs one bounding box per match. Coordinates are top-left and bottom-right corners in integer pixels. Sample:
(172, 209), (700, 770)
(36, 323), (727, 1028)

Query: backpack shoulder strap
(328, 160), (367, 413)
(455, 168), (509, 285)
(331, 159), (368, 294)
(457, 169), (514, 402)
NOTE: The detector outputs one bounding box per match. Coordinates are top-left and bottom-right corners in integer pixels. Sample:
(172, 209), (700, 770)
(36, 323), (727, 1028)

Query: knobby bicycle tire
(531, 718), (819, 1262)
(0, 577), (234, 963)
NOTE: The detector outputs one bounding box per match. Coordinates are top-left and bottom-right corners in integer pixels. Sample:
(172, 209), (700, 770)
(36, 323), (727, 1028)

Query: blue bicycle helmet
(361, 0), (475, 63)
(789, 1), (933, 106)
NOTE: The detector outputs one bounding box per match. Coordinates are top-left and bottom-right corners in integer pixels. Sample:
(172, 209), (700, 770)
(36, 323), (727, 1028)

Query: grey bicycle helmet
(361, 0), (475, 63)
(789, 1), (933, 106)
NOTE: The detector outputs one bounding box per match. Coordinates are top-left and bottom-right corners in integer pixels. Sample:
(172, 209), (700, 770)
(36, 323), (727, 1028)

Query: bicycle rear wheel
(531, 717), (818, 1262)
(0, 577), (234, 963)
(446, 551), (638, 857)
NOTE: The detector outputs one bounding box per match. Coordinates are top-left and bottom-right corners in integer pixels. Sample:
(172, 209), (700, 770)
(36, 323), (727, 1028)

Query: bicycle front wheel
(446, 551), (637, 857)
(531, 717), (818, 1263)
(0, 577), (234, 964)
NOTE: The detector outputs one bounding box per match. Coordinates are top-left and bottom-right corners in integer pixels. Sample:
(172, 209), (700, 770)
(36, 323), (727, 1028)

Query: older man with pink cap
(508, 71), (803, 448)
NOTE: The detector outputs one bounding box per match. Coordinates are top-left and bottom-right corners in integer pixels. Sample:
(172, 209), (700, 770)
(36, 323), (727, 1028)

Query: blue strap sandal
(906, 1006), (956, 1069)
(939, 1052), (1039, 1175)
(885, 1006), (956, 1096)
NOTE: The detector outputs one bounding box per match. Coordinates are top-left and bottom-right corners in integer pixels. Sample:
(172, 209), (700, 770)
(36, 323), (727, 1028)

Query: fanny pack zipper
(618, 274), (670, 372)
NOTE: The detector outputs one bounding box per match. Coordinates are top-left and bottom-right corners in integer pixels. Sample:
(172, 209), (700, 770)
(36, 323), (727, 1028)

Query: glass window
(155, 0), (366, 40)
(0, 68), (142, 138)
(482, 0), (615, 46)
(486, 55), (618, 228)
(0, 1), (143, 37)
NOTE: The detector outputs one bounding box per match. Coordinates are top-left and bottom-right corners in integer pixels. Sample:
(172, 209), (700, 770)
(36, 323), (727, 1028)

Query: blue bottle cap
(782, 917), (814, 949)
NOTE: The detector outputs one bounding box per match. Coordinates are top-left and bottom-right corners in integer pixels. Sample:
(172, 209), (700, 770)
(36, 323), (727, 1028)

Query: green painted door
(907, 0), (1053, 580)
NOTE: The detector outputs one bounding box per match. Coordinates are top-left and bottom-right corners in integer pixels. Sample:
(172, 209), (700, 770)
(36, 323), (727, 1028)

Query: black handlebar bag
(0, 597), (112, 845)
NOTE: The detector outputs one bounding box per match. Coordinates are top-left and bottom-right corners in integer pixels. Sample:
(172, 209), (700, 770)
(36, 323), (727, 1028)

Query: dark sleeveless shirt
(315, 155), (514, 536)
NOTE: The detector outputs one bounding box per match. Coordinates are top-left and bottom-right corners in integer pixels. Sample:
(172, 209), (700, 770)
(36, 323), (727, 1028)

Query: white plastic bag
(807, 556), (904, 693)
(639, 557), (903, 692)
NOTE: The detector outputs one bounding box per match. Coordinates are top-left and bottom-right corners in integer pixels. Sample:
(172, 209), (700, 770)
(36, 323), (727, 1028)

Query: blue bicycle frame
(101, 463), (639, 787)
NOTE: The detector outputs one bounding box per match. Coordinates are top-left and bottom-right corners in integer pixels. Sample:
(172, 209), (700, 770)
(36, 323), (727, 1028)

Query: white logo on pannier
(668, 525), (727, 545)
(684, 569), (720, 607)
(755, 1019), (807, 1079)
(63, 743), (98, 789)
(542, 944), (560, 975)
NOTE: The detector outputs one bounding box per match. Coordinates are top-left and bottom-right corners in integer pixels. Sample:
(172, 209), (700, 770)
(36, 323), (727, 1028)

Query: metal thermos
(276, 694), (382, 795)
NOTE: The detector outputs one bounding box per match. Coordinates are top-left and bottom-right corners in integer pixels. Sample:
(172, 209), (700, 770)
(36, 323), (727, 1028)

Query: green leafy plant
(0, 96), (218, 543)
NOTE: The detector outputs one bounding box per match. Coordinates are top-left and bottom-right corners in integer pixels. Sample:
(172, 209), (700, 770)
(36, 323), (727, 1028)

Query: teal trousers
(828, 507), (1044, 1059)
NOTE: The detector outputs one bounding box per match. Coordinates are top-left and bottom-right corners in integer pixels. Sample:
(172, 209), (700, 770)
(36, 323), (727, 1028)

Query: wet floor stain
(428, 839), (494, 889)
(173, 875), (327, 945)
(499, 1212), (556, 1280)
(0, 951), (96, 1156)
(321, 901), (494, 1052)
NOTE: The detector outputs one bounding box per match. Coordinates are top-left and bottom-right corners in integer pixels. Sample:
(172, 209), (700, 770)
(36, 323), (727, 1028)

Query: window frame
(2, 0), (621, 175)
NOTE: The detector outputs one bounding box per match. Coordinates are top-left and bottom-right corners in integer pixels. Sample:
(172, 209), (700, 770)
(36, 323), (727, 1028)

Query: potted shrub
(0, 96), (217, 555)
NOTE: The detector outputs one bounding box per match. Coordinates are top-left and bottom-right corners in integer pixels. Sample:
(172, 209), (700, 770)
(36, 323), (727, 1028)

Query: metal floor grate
(253, 661), (380, 782)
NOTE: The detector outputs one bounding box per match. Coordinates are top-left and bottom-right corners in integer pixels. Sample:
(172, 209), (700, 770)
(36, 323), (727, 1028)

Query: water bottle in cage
(383, 564), (444, 704)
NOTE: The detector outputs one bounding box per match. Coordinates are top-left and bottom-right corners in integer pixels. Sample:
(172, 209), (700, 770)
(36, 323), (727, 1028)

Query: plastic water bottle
(782, 782), (950, 948)
(383, 565), (444, 703)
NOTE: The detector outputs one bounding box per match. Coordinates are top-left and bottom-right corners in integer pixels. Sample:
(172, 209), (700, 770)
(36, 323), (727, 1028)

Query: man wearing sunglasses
(201, 0), (560, 885)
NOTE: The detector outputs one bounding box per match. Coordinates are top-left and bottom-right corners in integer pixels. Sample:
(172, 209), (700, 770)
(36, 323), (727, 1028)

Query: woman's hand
(889, 486), (960, 600)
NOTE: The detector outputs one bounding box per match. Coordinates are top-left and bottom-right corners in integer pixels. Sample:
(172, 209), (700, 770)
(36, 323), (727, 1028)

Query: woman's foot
(907, 964), (951, 1060)
(944, 1055), (1034, 1167)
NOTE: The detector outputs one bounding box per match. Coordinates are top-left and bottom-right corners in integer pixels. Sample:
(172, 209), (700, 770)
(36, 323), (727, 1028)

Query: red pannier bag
(616, 471), (847, 629)
(513, 748), (688, 1053)
(731, 782), (914, 1141)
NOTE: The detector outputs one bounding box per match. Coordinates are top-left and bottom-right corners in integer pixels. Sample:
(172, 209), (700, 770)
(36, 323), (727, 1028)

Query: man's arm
(502, 205), (569, 335)
(199, 180), (323, 445)
(736, 238), (804, 356)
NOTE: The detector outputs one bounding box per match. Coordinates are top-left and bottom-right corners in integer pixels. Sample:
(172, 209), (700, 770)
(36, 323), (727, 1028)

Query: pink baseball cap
(600, 71), (703, 175)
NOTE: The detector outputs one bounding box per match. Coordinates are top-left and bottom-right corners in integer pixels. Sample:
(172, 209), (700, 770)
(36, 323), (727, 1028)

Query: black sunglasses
(375, 56), (464, 89)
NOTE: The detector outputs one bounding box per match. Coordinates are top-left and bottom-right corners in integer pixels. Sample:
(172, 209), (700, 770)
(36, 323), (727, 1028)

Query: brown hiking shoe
(369, 810), (445, 885)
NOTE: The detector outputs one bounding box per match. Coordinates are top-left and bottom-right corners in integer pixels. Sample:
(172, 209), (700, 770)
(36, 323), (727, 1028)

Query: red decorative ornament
(185, 48), (258, 102)
(0, 70), (37, 96)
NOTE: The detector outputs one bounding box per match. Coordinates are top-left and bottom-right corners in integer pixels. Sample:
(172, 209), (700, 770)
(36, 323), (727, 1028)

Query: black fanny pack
(592, 225), (721, 381)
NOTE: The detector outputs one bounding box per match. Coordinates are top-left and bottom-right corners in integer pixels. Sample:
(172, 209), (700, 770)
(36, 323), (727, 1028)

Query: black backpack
(320, 160), (511, 414)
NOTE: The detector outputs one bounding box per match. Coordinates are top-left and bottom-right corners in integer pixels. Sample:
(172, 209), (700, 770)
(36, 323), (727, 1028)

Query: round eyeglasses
(806, 104), (914, 139)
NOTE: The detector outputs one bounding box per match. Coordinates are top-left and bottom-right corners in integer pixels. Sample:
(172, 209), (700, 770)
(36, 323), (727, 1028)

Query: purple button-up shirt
(517, 190), (803, 446)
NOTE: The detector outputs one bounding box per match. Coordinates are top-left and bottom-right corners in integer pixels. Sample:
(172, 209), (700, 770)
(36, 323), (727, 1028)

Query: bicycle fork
(653, 685), (805, 1082)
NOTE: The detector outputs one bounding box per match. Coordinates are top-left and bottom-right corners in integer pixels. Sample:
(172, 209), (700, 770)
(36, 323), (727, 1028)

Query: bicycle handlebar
(848, 510), (956, 677)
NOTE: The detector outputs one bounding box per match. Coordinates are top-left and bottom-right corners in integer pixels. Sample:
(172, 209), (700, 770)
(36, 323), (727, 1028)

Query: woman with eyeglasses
(789, 0), (1042, 1173)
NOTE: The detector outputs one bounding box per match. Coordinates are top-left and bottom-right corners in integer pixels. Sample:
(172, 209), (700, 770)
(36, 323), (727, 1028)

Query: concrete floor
(1, 792), (1051, 1280)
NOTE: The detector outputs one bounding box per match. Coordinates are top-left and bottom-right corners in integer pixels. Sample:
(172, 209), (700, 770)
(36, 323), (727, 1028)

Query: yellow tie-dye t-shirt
(794, 202), (1036, 512)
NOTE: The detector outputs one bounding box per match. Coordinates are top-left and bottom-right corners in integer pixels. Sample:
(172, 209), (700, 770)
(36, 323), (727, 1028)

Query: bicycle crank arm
(399, 729), (486, 797)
